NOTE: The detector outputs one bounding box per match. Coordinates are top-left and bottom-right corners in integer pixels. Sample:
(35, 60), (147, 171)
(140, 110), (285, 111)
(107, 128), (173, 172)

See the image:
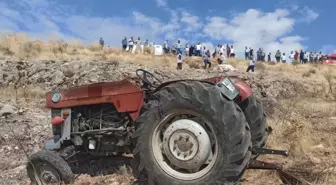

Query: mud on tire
(239, 95), (269, 158)
(132, 81), (252, 185)
(26, 150), (75, 185)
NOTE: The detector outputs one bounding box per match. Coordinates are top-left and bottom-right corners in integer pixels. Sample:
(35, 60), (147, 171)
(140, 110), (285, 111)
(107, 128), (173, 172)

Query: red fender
(228, 76), (252, 102)
(203, 76), (252, 102)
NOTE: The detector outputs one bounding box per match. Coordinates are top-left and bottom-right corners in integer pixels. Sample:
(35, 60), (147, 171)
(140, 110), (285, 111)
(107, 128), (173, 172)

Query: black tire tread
(240, 95), (269, 156)
(132, 81), (252, 185)
(26, 150), (75, 184)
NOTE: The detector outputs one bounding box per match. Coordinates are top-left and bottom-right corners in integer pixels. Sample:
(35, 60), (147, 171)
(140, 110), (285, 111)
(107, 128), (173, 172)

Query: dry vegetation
(0, 33), (336, 185)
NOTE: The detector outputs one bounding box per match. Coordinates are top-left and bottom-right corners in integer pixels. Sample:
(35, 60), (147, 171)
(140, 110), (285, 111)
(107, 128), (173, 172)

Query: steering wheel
(136, 69), (163, 88)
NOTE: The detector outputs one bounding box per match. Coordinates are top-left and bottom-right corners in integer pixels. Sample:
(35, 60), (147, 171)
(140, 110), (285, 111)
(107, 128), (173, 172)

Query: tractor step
(252, 147), (289, 157)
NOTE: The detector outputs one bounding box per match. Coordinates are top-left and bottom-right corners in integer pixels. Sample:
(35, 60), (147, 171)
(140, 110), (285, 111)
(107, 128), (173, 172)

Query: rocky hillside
(0, 58), (336, 185)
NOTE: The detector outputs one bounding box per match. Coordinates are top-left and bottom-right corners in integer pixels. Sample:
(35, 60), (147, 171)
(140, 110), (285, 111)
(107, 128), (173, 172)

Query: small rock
(0, 103), (16, 116)
(110, 182), (120, 185)
(52, 70), (64, 84)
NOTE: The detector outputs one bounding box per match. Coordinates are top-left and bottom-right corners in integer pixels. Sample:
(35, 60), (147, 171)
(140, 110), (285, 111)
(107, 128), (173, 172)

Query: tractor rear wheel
(132, 81), (252, 185)
(239, 95), (269, 158)
(26, 150), (75, 185)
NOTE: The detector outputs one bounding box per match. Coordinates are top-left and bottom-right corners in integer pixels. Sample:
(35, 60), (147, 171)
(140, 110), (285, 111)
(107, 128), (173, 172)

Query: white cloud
(320, 45), (336, 54)
(203, 9), (305, 58)
(155, 0), (167, 7)
(298, 6), (319, 23)
(0, 0), (319, 59)
(278, 1), (319, 24)
(180, 11), (202, 32)
(0, 0), (184, 45)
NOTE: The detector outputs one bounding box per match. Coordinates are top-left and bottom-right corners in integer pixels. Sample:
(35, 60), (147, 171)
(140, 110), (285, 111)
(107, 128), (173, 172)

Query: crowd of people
(98, 37), (327, 72)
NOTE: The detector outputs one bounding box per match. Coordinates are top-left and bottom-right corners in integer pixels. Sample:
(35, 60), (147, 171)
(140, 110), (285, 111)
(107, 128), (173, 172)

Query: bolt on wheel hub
(169, 131), (198, 161)
(36, 165), (61, 185)
(162, 119), (211, 170)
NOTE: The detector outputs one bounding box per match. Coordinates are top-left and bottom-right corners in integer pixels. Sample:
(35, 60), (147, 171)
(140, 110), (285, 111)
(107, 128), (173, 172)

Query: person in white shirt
(184, 44), (189, 56)
(289, 51), (294, 63)
(281, 53), (287, 63)
(128, 37), (134, 53)
(230, 45), (235, 58)
(246, 55), (255, 72)
(220, 45), (225, 55)
(304, 52), (309, 63)
(176, 53), (183, 70)
(196, 42), (202, 56)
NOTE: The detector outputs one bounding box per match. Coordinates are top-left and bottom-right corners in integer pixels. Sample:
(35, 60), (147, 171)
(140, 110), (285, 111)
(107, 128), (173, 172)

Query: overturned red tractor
(26, 69), (293, 185)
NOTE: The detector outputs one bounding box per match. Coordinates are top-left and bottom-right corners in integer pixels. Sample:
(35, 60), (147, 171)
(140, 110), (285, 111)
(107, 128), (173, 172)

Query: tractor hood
(45, 79), (143, 108)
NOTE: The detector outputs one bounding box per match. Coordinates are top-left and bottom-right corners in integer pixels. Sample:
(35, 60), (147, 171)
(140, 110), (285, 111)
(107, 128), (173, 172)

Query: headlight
(51, 92), (62, 103)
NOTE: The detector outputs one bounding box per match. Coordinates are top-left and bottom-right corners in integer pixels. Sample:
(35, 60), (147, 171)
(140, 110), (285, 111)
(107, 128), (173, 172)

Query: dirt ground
(0, 34), (336, 185)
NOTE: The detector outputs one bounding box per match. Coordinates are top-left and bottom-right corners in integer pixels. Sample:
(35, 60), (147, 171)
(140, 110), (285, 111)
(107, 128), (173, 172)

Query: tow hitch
(248, 147), (312, 185)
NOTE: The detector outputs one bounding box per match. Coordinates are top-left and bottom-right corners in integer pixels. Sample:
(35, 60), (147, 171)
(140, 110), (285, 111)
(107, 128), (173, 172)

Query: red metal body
(46, 76), (252, 120)
(46, 79), (144, 120)
(322, 54), (336, 64)
(203, 76), (253, 102)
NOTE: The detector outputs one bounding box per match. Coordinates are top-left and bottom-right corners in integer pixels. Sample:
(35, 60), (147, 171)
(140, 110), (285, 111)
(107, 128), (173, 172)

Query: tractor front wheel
(26, 150), (75, 185)
(132, 81), (252, 185)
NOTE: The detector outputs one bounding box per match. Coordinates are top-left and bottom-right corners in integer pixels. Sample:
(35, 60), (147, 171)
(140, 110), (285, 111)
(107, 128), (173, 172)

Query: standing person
(176, 40), (182, 55)
(318, 51), (323, 62)
(226, 44), (231, 58)
(202, 46), (206, 57)
(267, 52), (271, 62)
(196, 42), (201, 56)
(281, 53), (287, 63)
(245, 46), (250, 60)
(261, 50), (265, 62)
(134, 37), (142, 54)
(304, 52), (309, 63)
(275, 50), (281, 62)
(128, 37), (134, 53)
(246, 56), (255, 72)
(203, 50), (211, 69)
(99, 38), (104, 50)
(257, 48), (262, 61)
(230, 45), (235, 58)
(122, 37), (127, 51)
(309, 52), (314, 63)
(189, 45), (194, 56)
(176, 52), (183, 70)
(294, 50), (299, 60)
(299, 50), (304, 64)
(184, 44), (189, 56)
(220, 45), (225, 56)
(289, 51), (294, 63)
(163, 40), (168, 54)
(249, 47), (253, 58)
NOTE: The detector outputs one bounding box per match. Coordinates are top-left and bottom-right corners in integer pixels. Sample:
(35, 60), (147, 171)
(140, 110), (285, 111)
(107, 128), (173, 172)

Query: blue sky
(0, 0), (335, 56)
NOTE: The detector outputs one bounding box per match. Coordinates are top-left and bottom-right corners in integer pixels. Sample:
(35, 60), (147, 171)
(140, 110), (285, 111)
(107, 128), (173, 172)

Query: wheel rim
(34, 163), (61, 185)
(152, 110), (218, 181)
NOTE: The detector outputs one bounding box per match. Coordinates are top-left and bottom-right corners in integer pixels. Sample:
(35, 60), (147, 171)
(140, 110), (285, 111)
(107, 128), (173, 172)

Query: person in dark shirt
(189, 45), (194, 56)
(99, 38), (104, 50)
(300, 50), (304, 64)
(122, 37), (127, 51)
